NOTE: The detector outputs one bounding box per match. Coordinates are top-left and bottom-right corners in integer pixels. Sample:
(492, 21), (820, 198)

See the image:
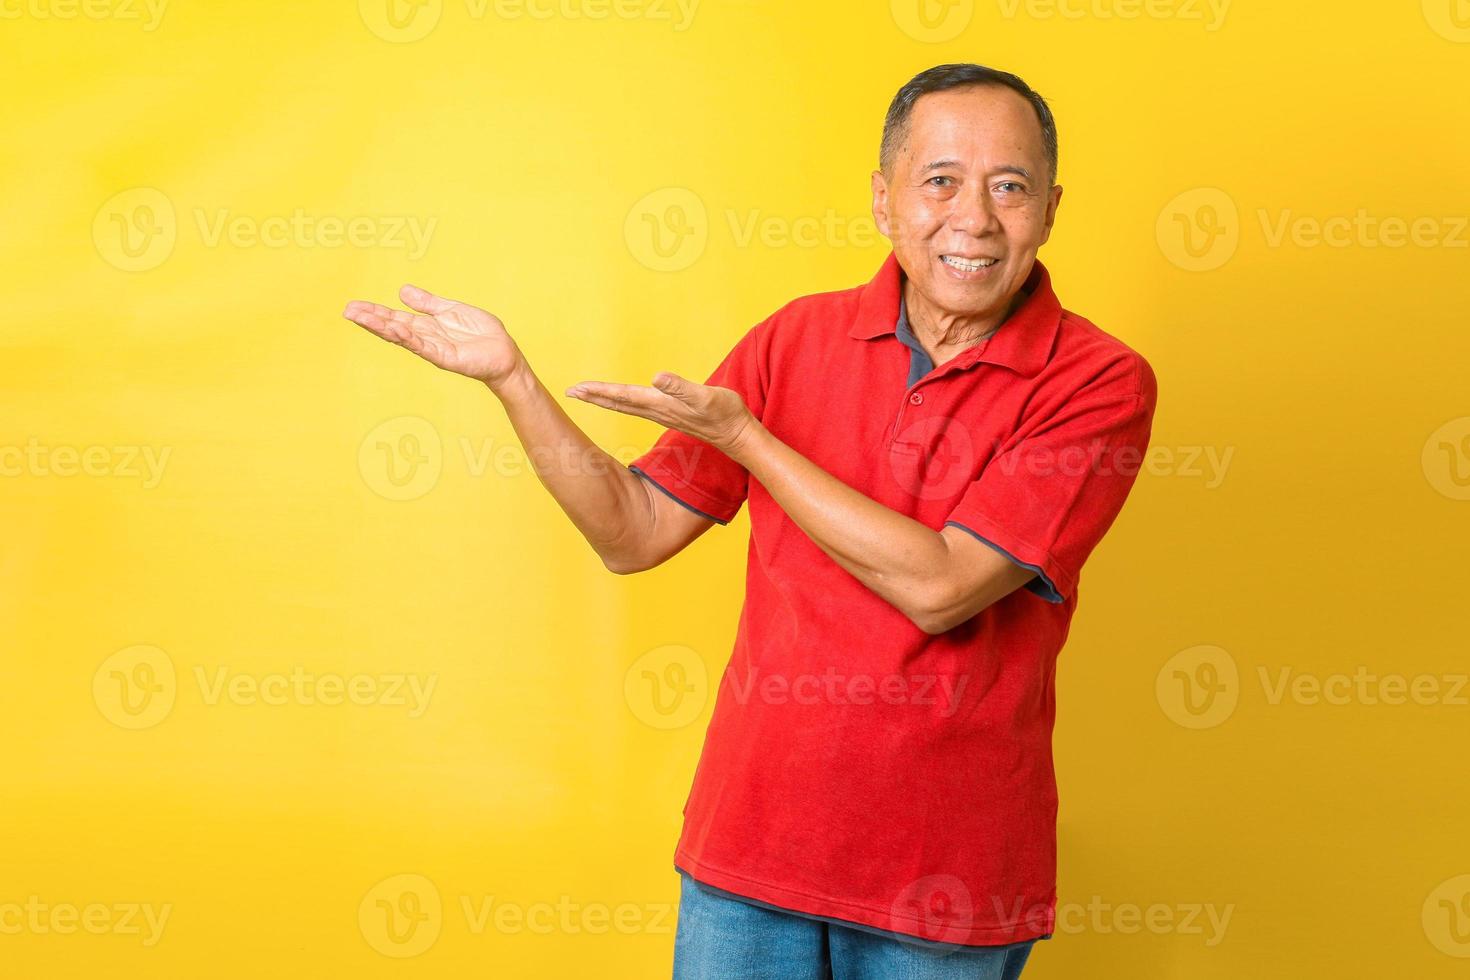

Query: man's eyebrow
(919, 158), (965, 173)
(918, 160), (1034, 180)
(993, 164), (1033, 180)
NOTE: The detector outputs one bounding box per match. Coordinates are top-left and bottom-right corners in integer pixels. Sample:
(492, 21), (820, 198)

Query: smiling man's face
(872, 84), (1063, 334)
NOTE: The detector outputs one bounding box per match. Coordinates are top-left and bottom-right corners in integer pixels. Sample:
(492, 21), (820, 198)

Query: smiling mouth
(939, 255), (1000, 272)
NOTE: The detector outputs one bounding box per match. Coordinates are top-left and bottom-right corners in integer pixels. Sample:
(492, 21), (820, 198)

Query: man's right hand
(340, 282), (717, 573)
(342, 285), (525, 391)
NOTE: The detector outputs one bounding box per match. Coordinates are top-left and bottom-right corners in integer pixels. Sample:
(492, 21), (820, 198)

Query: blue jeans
(673, 874), (1037, 980)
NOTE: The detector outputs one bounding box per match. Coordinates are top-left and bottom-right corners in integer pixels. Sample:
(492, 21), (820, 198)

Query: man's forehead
(912, 83), (1034, 118)
(900, 86), (1045, 162)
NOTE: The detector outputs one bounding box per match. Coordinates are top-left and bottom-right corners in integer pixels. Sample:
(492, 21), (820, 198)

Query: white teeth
(941, 255), (997, 271)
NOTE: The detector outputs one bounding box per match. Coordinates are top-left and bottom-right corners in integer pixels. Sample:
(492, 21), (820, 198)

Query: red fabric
(629, 253), (1158, 946)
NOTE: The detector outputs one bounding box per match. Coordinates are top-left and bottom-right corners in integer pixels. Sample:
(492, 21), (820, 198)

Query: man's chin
(922, 280), (1005, 317)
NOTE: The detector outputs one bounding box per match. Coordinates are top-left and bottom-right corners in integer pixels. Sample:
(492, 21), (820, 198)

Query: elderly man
(343, 62), (1157, 980)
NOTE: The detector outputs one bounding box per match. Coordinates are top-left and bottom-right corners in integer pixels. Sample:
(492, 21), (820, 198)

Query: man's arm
(491, 362), (719, 574)
(566, 350), (1153, 630)
(564, 371), (1035, 631)
(711, 361), (1156, 629)
(341, 285), (714, 574)
(724, 420), (1034, 633)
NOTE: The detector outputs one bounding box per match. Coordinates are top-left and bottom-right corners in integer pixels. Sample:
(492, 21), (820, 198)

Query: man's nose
(948, 182), (1001, 237)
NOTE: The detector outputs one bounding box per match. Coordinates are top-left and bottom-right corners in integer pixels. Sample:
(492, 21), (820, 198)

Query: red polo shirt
(628, 253), (1158, 946)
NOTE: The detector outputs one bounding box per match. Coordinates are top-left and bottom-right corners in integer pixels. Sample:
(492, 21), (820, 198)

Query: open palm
(342, 284), (521, 387)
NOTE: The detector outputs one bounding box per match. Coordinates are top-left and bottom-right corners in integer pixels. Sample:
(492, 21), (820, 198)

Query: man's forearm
(487, 360), (651, 566)
(725, 418), (953, 621)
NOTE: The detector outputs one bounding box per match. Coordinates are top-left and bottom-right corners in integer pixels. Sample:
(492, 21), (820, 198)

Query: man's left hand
(565, 372), (757, 456)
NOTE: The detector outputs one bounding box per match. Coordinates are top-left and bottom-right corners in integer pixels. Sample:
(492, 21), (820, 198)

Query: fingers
(567, 376), (705, 414)
(399, 283), (459, 315)
(566, 381), (661, 406)
(342, 301), (417, 344)
(566, 384), (664, 423)
(342, 301), (395, 339)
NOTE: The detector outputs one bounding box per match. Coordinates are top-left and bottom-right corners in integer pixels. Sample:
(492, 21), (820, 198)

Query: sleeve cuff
(944, 520), (1065, 604)
(630, 466), (732, 525)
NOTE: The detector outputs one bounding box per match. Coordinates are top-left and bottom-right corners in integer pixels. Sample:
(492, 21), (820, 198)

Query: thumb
(400, 283), (458, 315)
(652, 371), (691, 395)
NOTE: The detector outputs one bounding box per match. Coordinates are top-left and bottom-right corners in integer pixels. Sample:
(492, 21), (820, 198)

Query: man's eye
(927, 176), (953, 187)
(996, 181), (1025, 193)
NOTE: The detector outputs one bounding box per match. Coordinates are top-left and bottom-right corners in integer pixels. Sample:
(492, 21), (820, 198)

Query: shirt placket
(889, 319), (989, 444)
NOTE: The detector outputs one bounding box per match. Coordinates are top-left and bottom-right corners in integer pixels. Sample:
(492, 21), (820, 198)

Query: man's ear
(870, 170), (891, 239)
(1039, 183), (1063, 246)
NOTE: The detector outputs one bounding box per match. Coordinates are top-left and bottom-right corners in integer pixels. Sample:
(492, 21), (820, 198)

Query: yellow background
(3, 0), (1468, 976)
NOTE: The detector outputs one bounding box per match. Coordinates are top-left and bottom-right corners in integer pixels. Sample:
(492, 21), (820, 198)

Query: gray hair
(880, 63), (1059, 184)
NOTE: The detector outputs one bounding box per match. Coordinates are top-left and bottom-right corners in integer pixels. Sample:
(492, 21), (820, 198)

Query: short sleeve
(627, 319), (771, 526)
(944, 355), (1158, 603)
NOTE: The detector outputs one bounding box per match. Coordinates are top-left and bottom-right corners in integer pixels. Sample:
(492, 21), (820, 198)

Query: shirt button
(909, 392), (924, 406)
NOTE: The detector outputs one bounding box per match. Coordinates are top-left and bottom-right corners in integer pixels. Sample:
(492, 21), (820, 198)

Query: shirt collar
(847, 251), (1063, 378)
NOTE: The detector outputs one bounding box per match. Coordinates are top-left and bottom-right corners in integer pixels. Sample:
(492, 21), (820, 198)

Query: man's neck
(902, 280), (1032, 362)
